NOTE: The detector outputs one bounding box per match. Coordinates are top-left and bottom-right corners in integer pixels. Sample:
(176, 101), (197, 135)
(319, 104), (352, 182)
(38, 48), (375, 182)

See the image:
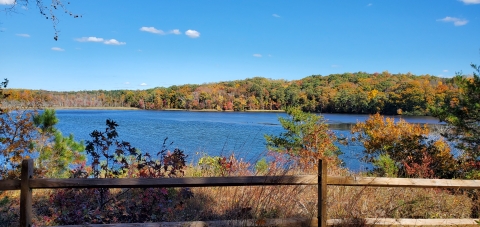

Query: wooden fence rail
(1, 159), (480, 226)
(1, 159), (327, 227)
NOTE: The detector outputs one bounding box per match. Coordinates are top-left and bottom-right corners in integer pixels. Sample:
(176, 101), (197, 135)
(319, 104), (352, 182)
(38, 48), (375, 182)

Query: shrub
(265, 107), (340, 171)
(47, 120), (193, 225)
(351, 113), (457, 178)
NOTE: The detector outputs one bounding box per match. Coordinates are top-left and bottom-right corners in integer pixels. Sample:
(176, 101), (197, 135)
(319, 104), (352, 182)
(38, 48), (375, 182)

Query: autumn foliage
(351, 113), (456, 178)
(431, 63), (480, 179)
(3, 72), (459, 116)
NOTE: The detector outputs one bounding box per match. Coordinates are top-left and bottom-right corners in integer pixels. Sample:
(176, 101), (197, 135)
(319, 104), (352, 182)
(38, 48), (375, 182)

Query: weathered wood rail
(1, 159), (480, 227)
(0, 159), (327, 227)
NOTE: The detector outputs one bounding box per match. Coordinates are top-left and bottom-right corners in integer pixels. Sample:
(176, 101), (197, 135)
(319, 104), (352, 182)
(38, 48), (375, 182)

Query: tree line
(4, 71), (461, 115)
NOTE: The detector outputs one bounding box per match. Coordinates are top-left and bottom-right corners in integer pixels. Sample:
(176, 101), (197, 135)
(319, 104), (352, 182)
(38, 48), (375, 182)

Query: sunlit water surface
(54, 110), (442, 172)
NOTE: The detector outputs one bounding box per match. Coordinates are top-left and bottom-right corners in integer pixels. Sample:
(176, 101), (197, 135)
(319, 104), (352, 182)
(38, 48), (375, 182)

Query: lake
(54, 110), (442, 171)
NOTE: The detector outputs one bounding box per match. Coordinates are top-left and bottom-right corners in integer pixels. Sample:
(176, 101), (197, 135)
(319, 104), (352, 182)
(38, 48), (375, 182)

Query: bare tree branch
(1, 0), (81, 41)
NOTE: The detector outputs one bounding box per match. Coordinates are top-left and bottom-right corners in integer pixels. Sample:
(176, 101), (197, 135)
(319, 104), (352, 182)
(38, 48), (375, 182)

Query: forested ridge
(6, 71), (460, 115)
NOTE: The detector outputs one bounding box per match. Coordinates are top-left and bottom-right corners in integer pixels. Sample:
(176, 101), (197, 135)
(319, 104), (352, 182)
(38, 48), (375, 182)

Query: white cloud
(443, 69), (449, 72)
(437, 17), (468, 26)
(140, 27), (182, 35)
(272, 14), (280, 18)
(367, 3), (372, 6)
(253, 54), (262, 57)
(51, 47), (65, 51)
(125, 82), (130, 85)
(104, 39), (126, 45)
(140, 26), (165, 34)
(140, 83), (147, 86)
(185, 29), (200, 38)
(75, 37), (104, 42)
(170, 29), (181, 35)
(0, 0), (14, 5)
(331, 64), (340, 68)
(21, 5), (28, 10)
(459, 0), (480, 4)
(76, 36), (125, 45)
(16, 33), (30, 37)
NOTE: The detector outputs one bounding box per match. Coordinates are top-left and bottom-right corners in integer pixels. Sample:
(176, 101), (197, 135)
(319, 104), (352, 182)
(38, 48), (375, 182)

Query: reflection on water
(329, 123), (355, 131)
(329, 123), (445, 132)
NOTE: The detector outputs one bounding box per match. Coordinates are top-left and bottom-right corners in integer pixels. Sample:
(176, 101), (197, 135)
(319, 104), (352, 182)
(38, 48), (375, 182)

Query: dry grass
(176, 159), (476, 224)
(0, 190), (20, 227)
(0, 160), (477, 226)
(328, 186), (473, 220)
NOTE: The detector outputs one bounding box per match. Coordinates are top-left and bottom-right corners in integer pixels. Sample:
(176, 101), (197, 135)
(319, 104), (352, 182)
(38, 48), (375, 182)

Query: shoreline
(48, 106), (140, 110)
(49, 107), (285, 112)
(163, 108), (284, 112)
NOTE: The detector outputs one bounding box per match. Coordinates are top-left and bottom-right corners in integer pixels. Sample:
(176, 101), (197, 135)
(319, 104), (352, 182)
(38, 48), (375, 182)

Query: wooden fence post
(318, 159), (327, 227)
(20, 159), (33, 227)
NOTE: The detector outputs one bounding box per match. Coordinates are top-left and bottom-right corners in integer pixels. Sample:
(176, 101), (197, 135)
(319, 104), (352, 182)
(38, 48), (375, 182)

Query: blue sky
(1, 0), (479, 91)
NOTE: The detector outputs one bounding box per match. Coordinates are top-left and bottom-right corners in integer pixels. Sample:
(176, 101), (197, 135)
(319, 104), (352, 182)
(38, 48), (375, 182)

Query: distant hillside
(3, 72), (459, 115)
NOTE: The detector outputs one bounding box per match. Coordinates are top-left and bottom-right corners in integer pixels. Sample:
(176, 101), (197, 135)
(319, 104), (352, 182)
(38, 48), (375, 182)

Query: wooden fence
(1, 159), (480, 227)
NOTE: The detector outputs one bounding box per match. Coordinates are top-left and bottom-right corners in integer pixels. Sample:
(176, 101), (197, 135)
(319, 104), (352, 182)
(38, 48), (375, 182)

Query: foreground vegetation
(0, 64), (479, 226)
(0, 159), (475, 226)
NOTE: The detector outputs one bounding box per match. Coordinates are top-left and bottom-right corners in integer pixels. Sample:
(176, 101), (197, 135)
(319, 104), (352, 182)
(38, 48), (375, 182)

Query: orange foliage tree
(351, 113), (457, 178)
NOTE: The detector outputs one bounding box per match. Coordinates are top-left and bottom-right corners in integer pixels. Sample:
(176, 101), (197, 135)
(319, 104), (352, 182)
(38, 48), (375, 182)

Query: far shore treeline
(5, 72), (462, 115)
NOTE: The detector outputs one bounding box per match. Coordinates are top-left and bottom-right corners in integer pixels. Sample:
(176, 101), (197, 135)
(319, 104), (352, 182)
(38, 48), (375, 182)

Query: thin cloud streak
(51, 47), (65, 51)
(0, 0), (14, 5)
(140, 26), (165, 34)
(459, 0), (480, 4)
(76, 37), (104, 42)
(437, 17), (468, 26)
(75, 37), (125, 45)
(16, 33), (30, 37)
